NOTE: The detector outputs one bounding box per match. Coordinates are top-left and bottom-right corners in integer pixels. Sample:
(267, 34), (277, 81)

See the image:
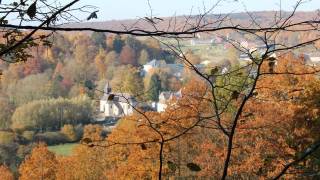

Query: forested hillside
(0, 32), (183, 175)
(0, 1), (320, 178)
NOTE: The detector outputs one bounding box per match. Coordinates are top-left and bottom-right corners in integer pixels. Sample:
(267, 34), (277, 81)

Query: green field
(162, 39), (227, 63)
(48, 143), (78, 156)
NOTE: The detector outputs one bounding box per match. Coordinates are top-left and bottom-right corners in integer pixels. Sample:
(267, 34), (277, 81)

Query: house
(239, 54), (252, 62)
(303, 54), (320, 65)
(143, 59), (166, 73)
(239, 44), (277, 63)
(142, 59), (184, 78)
(99, 82), (136, 117)
(166, 63), (184, 77)
(155, 90), (182, 112)
(190, 39), (214, 46)
(309, 56), (320, 64)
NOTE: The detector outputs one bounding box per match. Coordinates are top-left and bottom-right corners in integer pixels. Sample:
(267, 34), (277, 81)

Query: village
(1, 0), (320, 177)
(95, 38), (320, 129)
(95, 59), (185, 127)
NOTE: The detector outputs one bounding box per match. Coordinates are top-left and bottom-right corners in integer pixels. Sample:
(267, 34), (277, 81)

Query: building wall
(100, 100), (134, 117)
(157, 103), (167, 112)
(143, 65), (153, 73)
(100, 100), (106, 112)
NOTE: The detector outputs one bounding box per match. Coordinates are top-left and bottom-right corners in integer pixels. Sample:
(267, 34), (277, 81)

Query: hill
(62, 11), (318, 32)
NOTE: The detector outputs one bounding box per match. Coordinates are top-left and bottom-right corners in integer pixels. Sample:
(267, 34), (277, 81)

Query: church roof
(101, 92), (135, 103)
(101, 82), (136, 103)
(145, 59), (166, 67)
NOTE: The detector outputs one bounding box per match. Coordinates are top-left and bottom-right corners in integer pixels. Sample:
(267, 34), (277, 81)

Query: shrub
(0, 165), (14, 180)
(83, 124), (103, 141)
(0, 131), (15, 145)
(34, 132), (68, 145)
(61, 125), (77, 142)
(0, 143), (19, 166)
(17, 144), (33, 162)
(74, 124), (84, 139)
(21, 131), (35, 142)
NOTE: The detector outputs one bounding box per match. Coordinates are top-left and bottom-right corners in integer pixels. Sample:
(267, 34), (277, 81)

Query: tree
(102, 79), (209, 179)
(167, 76), (182, 92)
(61, 57), (97, 84)
(146, 73), (161, 101)
(56, 144), (108, 179)
(113, 35), (124, 53)
(0, 96), (14, 129)
(0, 1), (320, 179)
(83, 124), (103, 142)
(6, 72), (58, 106)
(143, 38), (161, 59)
(138, 49), (150, 65)
(226, 47), (239, 65)
(61, 124), (77, 142)
(125, 35), (142, 52)
(91, 32), (107, 49)
(71, 34), (98, 65)
(111, 65), (144, 96)
(0, 131), (15, 145)
(0, 165), (14, 180)
(119, 45), (137, 65)
(19, 143), (58, 180)
(94, 49), (108, 80)
(52, 62), (64, 80)
(44, 33), (72, 63)
(11, 96), (93, 131)
(104, 50), (119, 80)
(22, 58), (43, 76)
(0, 143), (19, 169)
(185, 50), (201, 64)
(0, 64), (25, 90)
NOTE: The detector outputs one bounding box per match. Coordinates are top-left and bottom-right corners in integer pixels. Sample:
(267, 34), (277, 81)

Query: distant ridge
(61, 11), (318, 32)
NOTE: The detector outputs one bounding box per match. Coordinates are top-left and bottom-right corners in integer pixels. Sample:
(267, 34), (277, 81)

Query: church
(99, 82), (136, 117)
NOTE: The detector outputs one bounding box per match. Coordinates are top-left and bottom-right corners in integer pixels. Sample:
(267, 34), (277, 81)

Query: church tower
(104, 81), (112, 94)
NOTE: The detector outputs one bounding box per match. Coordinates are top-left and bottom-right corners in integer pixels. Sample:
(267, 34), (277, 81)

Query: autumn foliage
(0, 165), (14, 180)
(19, 143), (58, 180)
(7, 53), (320, 179)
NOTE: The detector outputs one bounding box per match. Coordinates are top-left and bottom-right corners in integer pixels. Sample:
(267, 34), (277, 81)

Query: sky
(74, 0), (320, 21)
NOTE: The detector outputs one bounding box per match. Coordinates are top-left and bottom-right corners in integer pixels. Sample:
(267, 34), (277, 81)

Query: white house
(239, 44), (278, 63)
(142, 59), (184, 78)
(100, 82), (136, 117)
(156, 91), (182, 112)
(143, 59), (166, 73)
(190, 39), (214, 46)
(307, 55), (320, 65)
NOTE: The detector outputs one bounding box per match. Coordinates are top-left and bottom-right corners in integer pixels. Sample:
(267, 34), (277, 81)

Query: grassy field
(48, 143), (78, 156)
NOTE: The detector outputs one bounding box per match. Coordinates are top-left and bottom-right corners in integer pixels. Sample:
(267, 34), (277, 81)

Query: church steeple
(104, 81), (112, 94)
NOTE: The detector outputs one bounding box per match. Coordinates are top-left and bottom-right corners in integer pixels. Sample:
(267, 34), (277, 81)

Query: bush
(0, 165), (14, 180)
(21, 131), (35, 142)
(0, 131), (15, 145)
(34, 132), (68, 145)
(16, 144), (33, 163)
(0, 143), (19, 166)
(74, 124), (84, 139)
(83, 124), (103, 141)
(61, 124), (77, 142)
(0, 96), (14, 130)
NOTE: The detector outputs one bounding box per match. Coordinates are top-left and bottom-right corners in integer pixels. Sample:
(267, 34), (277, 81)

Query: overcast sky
(75, 0), (320, 21)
